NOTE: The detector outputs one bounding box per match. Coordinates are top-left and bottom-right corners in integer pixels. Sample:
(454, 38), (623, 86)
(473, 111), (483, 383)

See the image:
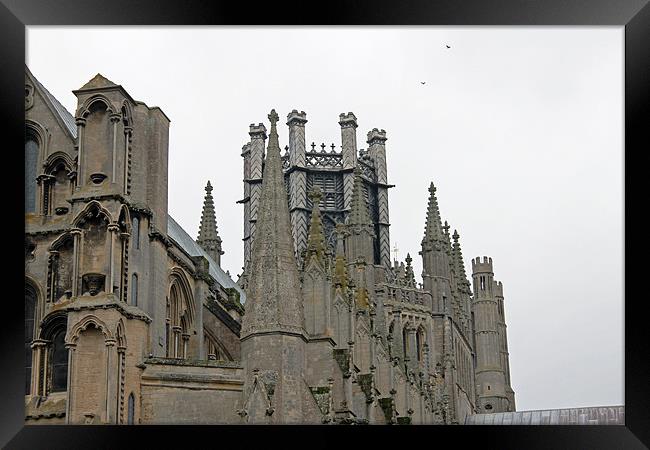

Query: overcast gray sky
(26, 26), (623, 413)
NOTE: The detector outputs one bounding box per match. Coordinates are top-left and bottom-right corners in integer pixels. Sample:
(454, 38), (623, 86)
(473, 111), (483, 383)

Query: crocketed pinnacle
(348, 166), (372, 227)
(240, 109), (306, 338)
(334, 223), (349, 290)
(452, 229), (471, 292)
(196, 180), (223, 265)
(305, 187), (326, 264)
(443, 220), (452, 252)
(423, 182), (444, 245)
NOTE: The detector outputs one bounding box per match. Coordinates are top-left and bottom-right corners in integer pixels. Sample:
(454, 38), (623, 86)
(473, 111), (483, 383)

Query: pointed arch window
(50, 328), (68, 392)
(166, 274), (194, 359)
(127, 393), (135, 424)
(36, 313), (68, 396)
(25, 134), (39, 213)
(131, 273), (138, 306)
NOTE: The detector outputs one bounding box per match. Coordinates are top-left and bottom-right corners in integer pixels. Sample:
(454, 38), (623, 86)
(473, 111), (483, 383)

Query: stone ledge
(143, 356), (242, 369)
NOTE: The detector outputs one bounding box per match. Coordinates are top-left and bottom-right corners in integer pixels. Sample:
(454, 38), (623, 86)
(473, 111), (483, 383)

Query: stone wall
(139, 359), (243, 424)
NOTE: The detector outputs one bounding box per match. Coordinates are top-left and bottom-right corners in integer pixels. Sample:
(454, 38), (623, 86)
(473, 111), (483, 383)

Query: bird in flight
(420, 81), (426, 85)
(446, 44), (451, 48)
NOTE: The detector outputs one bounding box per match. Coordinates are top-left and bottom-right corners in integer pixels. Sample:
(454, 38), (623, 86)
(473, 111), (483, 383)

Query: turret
(471, 256), (512, 413)
(287, 110), (309, 259)
(242, 122), (267, 268)
(366, 128), (391, 267)
(339, 112), (358, 211)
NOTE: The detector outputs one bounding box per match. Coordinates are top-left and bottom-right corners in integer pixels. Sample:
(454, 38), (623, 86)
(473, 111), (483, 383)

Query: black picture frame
(2, 0), (648, 448)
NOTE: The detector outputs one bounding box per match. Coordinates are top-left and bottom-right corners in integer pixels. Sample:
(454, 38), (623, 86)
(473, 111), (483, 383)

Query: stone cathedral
(24, 67), (515, 425)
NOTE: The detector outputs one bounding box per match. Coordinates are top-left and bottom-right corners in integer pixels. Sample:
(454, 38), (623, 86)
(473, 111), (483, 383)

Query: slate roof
(464, 406), (624, 425)
(28, 68), (78, 139)
(168, 216), (246, 303)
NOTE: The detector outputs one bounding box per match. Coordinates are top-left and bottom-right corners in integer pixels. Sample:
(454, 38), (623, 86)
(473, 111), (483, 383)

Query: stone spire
(196, 180), (224, 265)
(348, 166), (372, 227)
(423, 182), (444, 246)
(305, 187), (326, 265)
(240, 109), (306, 338)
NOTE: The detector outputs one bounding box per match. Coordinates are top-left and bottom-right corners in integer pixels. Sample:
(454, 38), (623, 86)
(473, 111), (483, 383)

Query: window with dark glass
(50, 328), (68, 392)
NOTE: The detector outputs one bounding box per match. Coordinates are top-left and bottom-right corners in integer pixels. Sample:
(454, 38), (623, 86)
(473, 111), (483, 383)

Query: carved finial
(311, 142), (316, 151)
(268, 109), (279, 125)
(320, 143), (326, 152)
(330, 143), (336, 152)
(308, 186), (323, 204)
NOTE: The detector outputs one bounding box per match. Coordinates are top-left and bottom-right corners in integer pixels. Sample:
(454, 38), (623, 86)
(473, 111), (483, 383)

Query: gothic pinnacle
(451, 229), (470, 289)
(443, 220), (452, 252)
(196, 179), (223, 265)
(423, 182), (444, 246)
(305, 187), (326, 264)
(348, 166), (372, 227)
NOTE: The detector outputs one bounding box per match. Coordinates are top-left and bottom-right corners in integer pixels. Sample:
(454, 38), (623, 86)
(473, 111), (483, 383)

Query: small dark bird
(420, 81), (426, 85)
(446, 45), (451, 48)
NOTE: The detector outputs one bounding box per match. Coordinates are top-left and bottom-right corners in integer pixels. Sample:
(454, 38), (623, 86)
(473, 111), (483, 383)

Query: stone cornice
(60, 295), (153, 323)
(143, 356), (242, 369)
(205, 297), (242, 336)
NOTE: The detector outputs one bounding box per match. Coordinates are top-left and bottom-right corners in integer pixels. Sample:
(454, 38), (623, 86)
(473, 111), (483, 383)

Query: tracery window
(166, 274), (194, 359)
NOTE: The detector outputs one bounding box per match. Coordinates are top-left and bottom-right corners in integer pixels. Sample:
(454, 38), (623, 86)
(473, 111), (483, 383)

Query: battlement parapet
(249, 123), (267, 139)
(494, 280), (504, 297)
(287, 109), (307, 126)
(339, 112), (358, 128)
(367, 128), (387, 145)
(471, 255), (494, 274)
